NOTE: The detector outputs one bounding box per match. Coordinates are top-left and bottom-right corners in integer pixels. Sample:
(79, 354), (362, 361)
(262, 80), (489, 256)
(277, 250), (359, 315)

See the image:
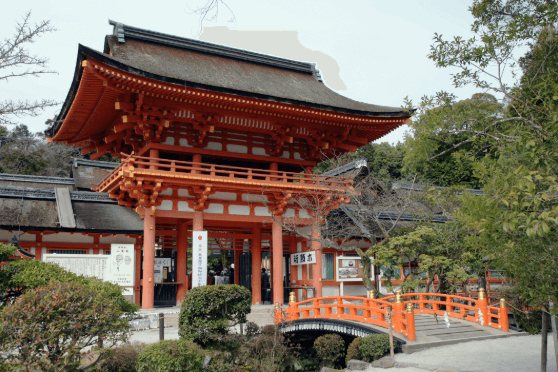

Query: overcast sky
(2, 0), (480, 144)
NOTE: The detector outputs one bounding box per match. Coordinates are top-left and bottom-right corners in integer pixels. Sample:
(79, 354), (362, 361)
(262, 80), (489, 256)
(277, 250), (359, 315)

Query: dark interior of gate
(141, 227), (291, 307)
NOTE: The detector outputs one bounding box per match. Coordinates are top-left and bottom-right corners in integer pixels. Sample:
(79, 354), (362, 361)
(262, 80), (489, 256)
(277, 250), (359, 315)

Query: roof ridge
(108, 20), (318, 76)
(0, 173), (75, 184)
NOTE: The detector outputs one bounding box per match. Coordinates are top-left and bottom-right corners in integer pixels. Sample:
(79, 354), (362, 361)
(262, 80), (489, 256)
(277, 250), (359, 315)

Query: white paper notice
(106, 244), (135, 290)
(192, 231), (207, 288)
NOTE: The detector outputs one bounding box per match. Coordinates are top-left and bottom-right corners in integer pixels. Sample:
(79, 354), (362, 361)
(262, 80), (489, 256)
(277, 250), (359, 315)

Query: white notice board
(43, 244), (135, 295)
(192, 231), (208, 287)
(336, 256), (374, 282)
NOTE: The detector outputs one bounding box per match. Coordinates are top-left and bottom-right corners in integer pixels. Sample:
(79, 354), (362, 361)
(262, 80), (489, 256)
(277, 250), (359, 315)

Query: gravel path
(365, 334), (556, 372)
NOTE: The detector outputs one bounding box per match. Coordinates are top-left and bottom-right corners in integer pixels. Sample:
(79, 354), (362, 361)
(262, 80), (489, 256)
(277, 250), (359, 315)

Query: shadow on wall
(199, 26), (347, 91)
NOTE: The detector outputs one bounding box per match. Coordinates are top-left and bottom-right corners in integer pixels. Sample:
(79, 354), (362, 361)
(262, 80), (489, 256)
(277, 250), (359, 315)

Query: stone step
(416, 324), (472, 331)
(424, 327), (480, 336)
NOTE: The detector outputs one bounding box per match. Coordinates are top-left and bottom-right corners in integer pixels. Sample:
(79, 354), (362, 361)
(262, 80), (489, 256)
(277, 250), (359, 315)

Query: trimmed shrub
(359, 334), (391, 362)
(94, 343), (148, 372)
(136, 339), (204, 372)
(179, 284), (251, 344)
(345, 337), (362, 364)
(313, 334), (345, 368)
(0, 282), (130, 371)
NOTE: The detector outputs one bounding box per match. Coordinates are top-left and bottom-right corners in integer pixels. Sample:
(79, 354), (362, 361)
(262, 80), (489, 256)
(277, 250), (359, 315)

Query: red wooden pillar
(272, 218), (284, 304)
(193, 154), (202, 174)
(311, 226), (322, 298)
(142, 211), (156, 309)
(193, 210), (203, 231)
(149, 149), (159, 170)
(251, 224), (262, 305)
(176, 219), (189, 302)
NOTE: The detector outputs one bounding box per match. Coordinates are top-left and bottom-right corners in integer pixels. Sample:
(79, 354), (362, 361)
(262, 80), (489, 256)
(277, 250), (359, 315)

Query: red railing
(96, 155), (351, 193)
(276, 289), (509, 341)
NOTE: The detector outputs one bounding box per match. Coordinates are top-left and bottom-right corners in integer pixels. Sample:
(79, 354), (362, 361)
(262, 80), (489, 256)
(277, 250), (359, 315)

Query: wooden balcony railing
(96, 155), (352, 193)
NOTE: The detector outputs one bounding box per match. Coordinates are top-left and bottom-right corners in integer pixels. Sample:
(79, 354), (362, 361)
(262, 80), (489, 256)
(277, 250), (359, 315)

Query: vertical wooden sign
(192, 231), (208, 287)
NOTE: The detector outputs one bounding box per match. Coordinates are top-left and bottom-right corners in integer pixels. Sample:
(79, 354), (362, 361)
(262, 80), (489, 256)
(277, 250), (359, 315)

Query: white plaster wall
(254, 207), (271, 216)
(206, 142), (222, 151)
(343, 285), (367, 297)
(298, 226), (312, 236)
(179, 138), (192, 147)
(89, 248), (94, 254)
(294, 152), (302, 160)
(209, 192), (237, 201)
(242, 194), (268, 203)
(41, 247), (47, 256)
(205, 203), (224, 214)
(252, 147), (267, 156)
(178, 201), (194, 212)
(159, 188), (173, 196)
(42, 233), (94, 243)
(282, 208), (295, 217)
(299, 210), (311, 218)
(177, 189), (190, 197)
(229, 205), (250, 215)
(226, 144), (248, 154)
(162, 137), (175, 145)
(99, 235), (136, 244)
(279, 151), (290, 158)
(0, 230), (36, 242)
(30, 247), (35, 255)
(323, 286), (340, 297)
(156, 200), (173, 210)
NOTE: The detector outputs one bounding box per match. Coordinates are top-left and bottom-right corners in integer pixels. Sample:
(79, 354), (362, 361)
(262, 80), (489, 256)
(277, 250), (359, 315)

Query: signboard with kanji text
(192, 231), (208, 287)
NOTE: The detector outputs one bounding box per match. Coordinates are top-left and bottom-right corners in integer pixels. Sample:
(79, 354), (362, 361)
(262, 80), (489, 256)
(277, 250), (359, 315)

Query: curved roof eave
(47, 44), (412, 138)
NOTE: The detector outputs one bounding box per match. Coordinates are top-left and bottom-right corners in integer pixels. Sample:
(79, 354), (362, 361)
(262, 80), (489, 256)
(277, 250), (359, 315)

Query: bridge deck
(340, 314), (523, 353)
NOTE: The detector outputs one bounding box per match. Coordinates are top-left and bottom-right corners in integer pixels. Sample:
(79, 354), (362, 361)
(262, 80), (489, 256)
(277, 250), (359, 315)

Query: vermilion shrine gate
(47, 21), (410, 309)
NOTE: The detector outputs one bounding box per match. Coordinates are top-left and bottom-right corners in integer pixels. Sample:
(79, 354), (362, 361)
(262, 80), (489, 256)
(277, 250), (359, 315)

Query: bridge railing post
(477, 288), (489, 327)
(406, 303), (416, 341)
(499, 298), (509, 332)
(286, 292), (299, 321)
(446, 295), (453, 314)
(314, 298), (320, 318)
(392, 290), (405, 334)
(336, 297), (343, 318)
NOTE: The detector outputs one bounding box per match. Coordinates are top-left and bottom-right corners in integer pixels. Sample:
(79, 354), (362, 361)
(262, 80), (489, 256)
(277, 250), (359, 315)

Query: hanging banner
(192, 231), (208, 287)
(290, 251), (317, 266)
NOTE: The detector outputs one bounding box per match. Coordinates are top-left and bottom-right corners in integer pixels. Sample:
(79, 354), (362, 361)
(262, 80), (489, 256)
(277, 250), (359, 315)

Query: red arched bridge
(275, 289), (509, 342)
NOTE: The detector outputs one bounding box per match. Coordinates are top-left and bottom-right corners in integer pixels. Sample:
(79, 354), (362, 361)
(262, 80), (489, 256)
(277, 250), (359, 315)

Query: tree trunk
(355, 247), (374, 292)
(550, 301), (558, 372)
(478, 271), (487, 293)
(541, 305), (548, 372)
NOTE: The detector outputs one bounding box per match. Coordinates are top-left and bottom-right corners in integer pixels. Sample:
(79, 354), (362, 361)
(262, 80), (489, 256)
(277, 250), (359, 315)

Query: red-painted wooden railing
(275, 289), (509, 341)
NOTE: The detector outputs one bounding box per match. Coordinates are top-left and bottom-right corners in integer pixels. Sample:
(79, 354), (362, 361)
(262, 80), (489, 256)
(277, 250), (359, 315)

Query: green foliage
(374, 221), (477, 294)
(136, 340), (204, 372)
(404, 0), (558, 311)
(94, 343), (148, 372)
(0, 282), (130, 371)
(239, 326), (293, 372)
(345, 337), (362, 365)
(359, 334), (391, 362)
(313, 334), (345, 369)
(0, 259), (138, 314)
(0, 242), (16, 262)
(179, 284), (251, 344)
